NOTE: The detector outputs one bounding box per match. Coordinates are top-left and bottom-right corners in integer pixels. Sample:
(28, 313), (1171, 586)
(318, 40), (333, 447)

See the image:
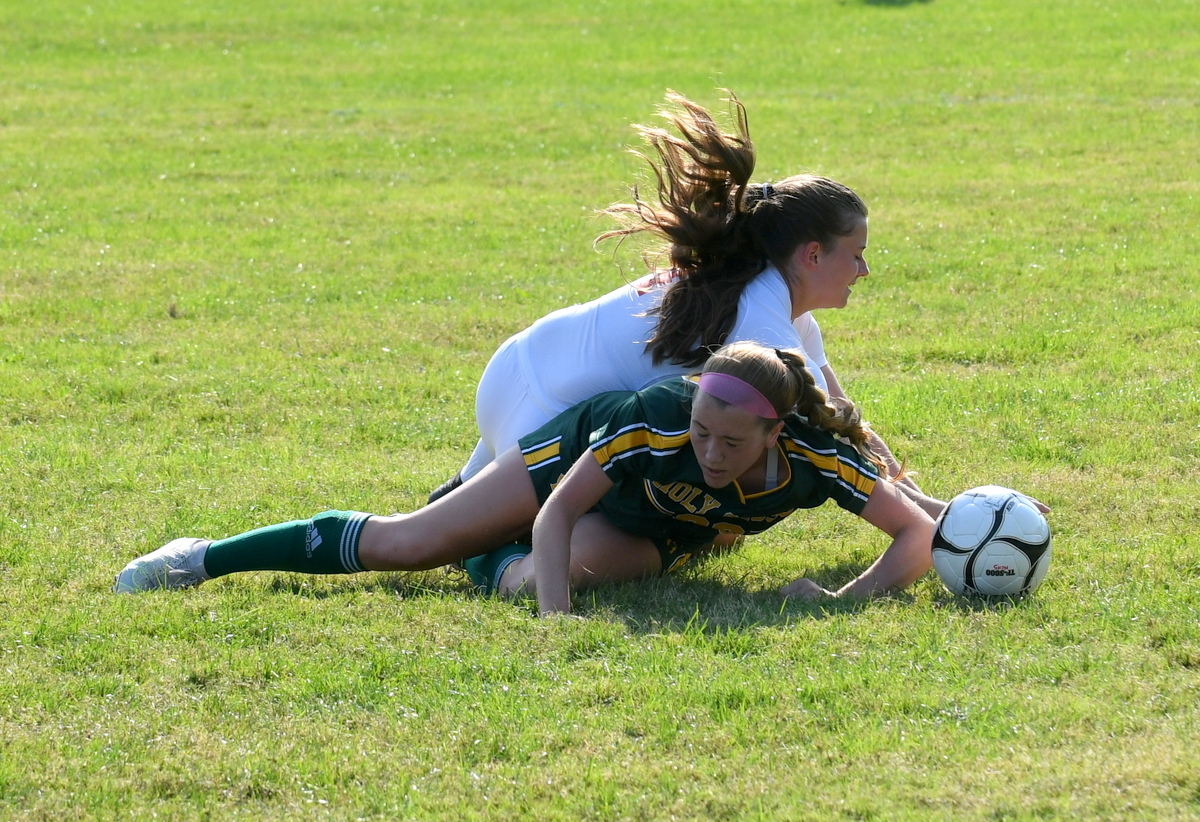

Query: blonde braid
(776, 349), (888, 476)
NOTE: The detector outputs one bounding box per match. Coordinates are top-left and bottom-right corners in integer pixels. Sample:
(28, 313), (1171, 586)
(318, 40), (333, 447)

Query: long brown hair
(599, 91), (868, 367)
(701, 342), (885, 473)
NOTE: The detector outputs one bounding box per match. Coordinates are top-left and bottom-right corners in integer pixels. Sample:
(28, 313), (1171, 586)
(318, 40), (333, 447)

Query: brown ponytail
(598, 91), (868, 368)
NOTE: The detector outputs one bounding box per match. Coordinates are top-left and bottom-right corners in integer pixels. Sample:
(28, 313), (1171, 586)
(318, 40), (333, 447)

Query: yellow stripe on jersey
(591, 425), (690, 470)
(780, 437), (877, 498)
(522, 439), (562, 469)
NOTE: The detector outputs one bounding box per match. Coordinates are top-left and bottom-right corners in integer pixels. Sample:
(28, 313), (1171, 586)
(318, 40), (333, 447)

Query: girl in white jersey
(437, 92), (935, 513)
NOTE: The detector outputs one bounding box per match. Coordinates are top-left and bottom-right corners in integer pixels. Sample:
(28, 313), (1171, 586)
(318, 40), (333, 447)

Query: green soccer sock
(201, 510), (371, 579)
(461, 543), (530, 594)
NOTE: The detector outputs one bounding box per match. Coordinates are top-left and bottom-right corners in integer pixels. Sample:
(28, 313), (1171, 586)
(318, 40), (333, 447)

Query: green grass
(3, 0), (1200, 819)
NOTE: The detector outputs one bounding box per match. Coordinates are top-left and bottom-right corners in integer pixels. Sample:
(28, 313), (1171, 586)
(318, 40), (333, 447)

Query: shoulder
(727, 268), (801, 347)
(778, 419), (878, 480)
(739, 265), (790, 303)
(778, 420), (878, 507)
(638, 374), (697, 400)
(630, 376), (698, 420)
(777, 420), (840, 463)
(576, 377), (694, 435)
(590, 380), (693, 471)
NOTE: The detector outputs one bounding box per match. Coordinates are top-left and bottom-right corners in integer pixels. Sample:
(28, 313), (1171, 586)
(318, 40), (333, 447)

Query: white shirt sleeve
(792, 312), (829, 370)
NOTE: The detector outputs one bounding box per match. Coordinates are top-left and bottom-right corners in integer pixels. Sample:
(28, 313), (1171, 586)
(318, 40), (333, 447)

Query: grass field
(2, 0), (1200, 819)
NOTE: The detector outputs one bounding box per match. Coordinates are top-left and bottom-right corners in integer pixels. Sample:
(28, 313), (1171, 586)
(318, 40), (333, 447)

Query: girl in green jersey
(115, 343), (935, 616)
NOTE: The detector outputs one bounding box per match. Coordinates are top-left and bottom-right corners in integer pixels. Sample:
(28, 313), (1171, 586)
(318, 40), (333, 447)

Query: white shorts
(460, 335), (558, 480)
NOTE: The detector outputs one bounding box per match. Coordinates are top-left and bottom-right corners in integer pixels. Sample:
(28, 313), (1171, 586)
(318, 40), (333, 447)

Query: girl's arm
(819, 363), (847, 401)
(781, 478), (935, 601)
(531, 452), (614, 615)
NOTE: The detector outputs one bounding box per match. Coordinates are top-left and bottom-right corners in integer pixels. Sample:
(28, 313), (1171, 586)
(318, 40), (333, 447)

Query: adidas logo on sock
(305, 522), (323, 558)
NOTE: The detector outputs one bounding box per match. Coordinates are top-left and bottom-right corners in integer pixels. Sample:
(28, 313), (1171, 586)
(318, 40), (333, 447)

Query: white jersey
(514, 265), (826, 415)
(791, 311), (829, 374)
(463, 266), (829, 479)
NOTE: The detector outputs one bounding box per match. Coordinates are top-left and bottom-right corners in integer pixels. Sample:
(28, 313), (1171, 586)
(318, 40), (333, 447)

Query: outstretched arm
(782, 478), (935, 601)
(531, 453), (614, 615)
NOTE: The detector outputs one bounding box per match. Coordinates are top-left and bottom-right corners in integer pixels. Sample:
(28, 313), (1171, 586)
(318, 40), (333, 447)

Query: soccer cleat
(113, 538), (213, 593)
(426, 471), (463, 506)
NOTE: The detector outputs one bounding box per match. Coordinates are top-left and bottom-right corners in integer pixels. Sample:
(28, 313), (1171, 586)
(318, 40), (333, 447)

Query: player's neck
(734, 446), (775, 495)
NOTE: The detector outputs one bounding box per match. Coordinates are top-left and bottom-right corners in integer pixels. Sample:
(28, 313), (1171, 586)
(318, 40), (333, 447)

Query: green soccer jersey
(518, 376), (879, 552)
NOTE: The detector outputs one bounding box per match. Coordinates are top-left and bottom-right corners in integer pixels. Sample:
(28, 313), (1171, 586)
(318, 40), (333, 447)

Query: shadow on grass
(257, 562), (1037, 632)
(256, 560), (920, 633)
(582, 562), (918, 634)
(261, 570), (455, 600)
(930, 591), (1044, 613)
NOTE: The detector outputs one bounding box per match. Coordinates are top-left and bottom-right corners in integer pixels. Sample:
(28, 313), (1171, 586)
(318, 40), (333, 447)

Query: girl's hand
(780, 577), (836, 601)
(1026, 496), (1051, 514)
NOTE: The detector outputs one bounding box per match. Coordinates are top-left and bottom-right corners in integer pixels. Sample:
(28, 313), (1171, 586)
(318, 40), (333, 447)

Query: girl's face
(787, 218), (870, 314)
(689, 391), (784, 489)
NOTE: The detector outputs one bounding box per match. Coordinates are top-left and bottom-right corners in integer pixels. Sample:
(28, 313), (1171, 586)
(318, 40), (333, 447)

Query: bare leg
(497, 512), (662, 597)
(358, 448), (541, 571)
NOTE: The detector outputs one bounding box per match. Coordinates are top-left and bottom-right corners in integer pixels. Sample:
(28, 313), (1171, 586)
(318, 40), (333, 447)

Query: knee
(497, 555), (536, 598)
(358, 515), (455, 571)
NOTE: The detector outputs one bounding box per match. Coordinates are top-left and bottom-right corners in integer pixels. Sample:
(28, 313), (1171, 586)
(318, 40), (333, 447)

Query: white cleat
(113, 538), (212, 593)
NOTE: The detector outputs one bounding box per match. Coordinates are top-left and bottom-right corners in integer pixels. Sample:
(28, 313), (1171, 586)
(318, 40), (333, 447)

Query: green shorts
(653, 536), (700, 574)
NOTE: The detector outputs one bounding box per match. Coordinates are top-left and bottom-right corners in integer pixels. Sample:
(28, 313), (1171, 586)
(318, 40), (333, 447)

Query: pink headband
(697, 372), (779, 419)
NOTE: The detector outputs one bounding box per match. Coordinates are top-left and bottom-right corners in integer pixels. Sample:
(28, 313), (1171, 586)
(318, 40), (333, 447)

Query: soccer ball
(932, 486), (1052, 597)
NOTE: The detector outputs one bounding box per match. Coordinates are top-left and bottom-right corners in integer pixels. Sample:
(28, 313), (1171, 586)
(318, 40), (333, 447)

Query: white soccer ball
(932, 485), (1052, 597)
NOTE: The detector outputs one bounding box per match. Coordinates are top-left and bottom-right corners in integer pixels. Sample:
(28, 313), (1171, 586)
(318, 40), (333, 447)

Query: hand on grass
(780, 577), (836, 601)
(540, 610), (586, 621)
